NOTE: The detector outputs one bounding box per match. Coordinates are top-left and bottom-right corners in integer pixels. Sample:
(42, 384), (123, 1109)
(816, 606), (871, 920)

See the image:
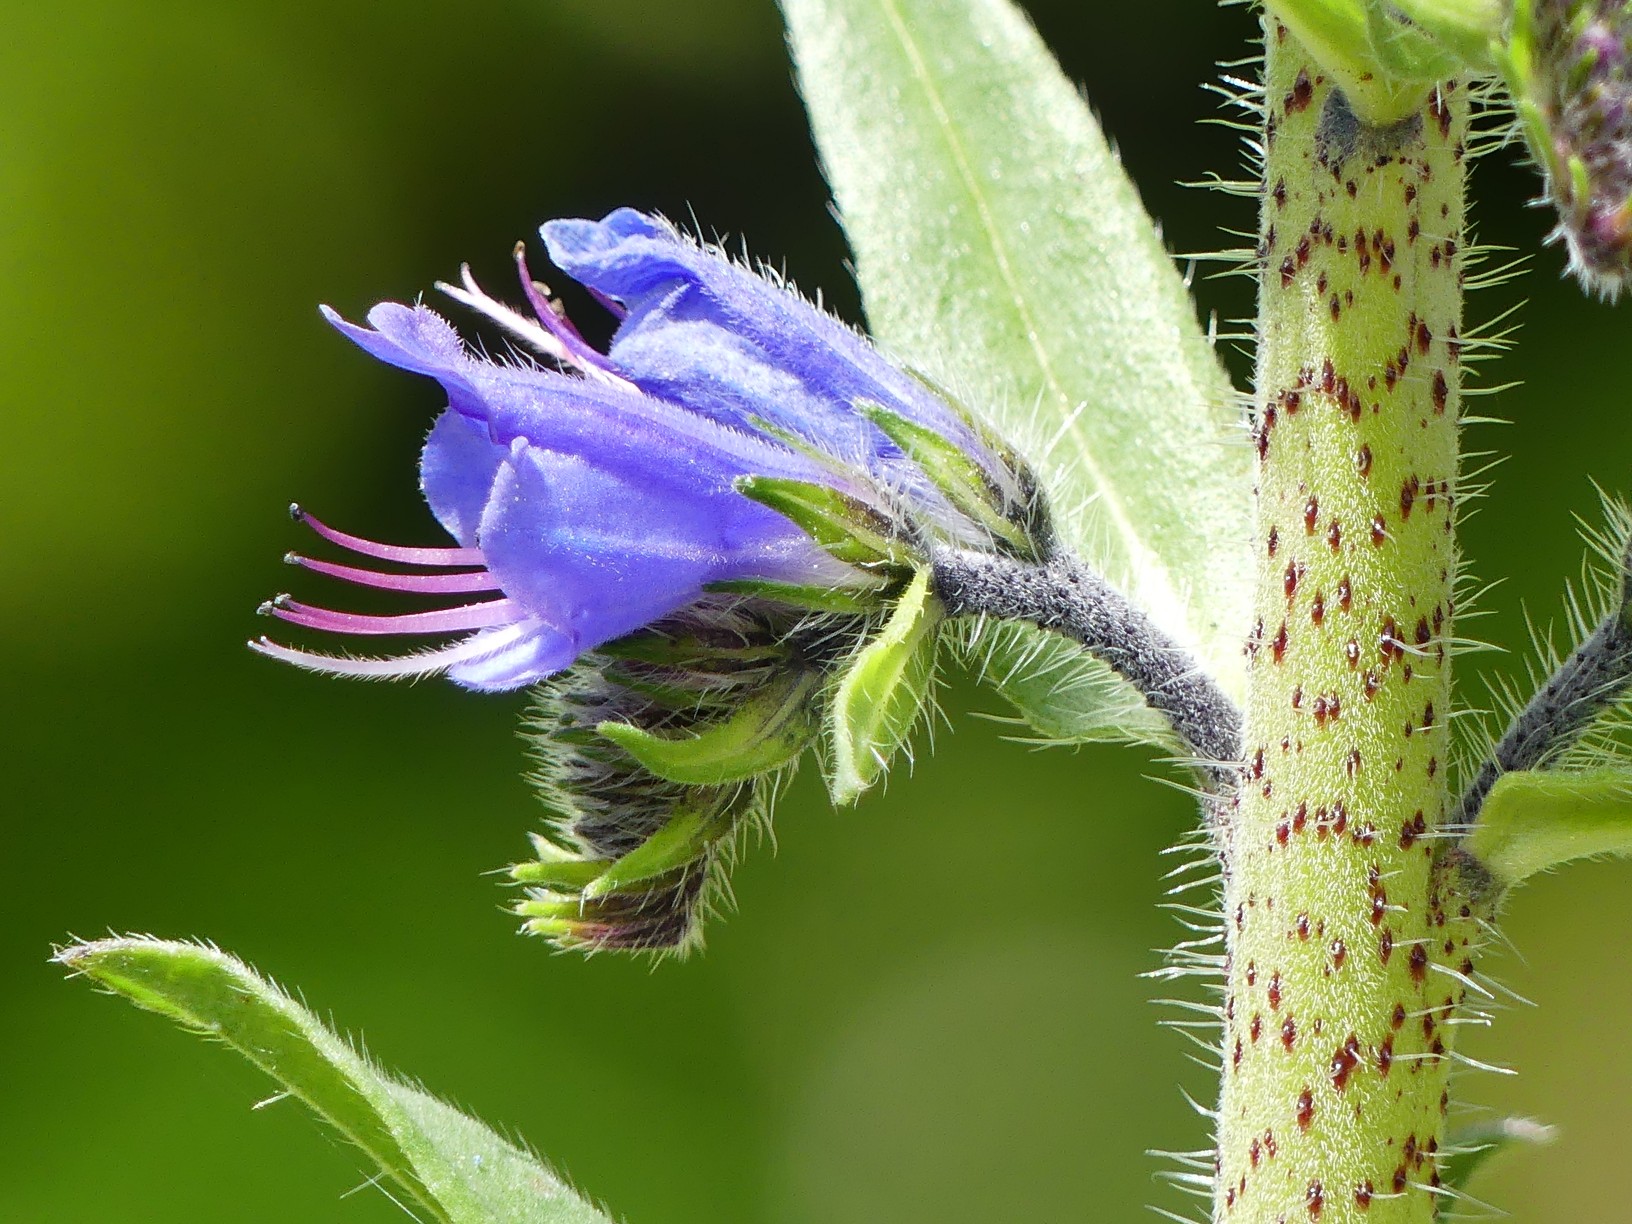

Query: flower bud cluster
(1509, 0), (1632, 294)
(513, 597), (849, 952)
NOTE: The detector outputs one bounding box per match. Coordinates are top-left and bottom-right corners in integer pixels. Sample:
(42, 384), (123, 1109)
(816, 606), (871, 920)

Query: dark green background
(4, 2), (1628, 1220)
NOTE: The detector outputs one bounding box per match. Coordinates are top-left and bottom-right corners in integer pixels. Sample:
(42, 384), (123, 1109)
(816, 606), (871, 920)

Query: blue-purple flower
(254, 209), (1035, 691)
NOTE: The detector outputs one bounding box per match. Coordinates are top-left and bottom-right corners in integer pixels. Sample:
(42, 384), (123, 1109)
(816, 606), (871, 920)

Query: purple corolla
(255, 210), (999, 691)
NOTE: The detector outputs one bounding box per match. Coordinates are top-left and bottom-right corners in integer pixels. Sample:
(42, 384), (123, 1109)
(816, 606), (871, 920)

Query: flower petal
(326, 302), (844, 496)
(420, 409), (502, 548)
(541, 209), (983, 469)
(476, 444), (835, 663)
(445, 621), (578, 692)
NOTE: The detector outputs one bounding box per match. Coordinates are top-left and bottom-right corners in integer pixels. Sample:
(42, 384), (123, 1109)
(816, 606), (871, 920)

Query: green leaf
(1470, 768), (1632, 885)
(829, 567), (941, 804)
(1441, 1116), (1557, 1191)
(963, 621), (1179, 749)
(781, 0), (1253, 728)
(597, 671), (819, 785)
(57, 937), (615, 1224)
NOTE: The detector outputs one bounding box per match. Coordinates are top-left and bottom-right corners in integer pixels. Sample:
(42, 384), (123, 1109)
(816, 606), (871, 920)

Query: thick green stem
(1214, 23), (1477, 1223)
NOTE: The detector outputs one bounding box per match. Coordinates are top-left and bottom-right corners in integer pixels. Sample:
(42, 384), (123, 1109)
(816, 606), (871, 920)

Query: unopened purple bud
(1509, 0), (1632, 295)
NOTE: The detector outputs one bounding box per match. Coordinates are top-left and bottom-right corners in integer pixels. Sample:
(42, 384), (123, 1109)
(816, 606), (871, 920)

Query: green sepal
(856, 401), (1036, 558)
(735, 475), (913, 569)
(1441, 1116), (1557, 1191)
(596, 671), (820, 785)
(828, 566), (942, 805)
(510, 848), (606, 891)
(514, 892), (587, 922)
(517, 914), (582, 941)
(582, 804), (720, 900)
(1468, 767), (1632, 885)
(705, 577), (882, 615)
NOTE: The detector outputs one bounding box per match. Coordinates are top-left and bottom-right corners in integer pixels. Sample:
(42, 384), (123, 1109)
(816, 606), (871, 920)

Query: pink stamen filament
(509, 247), (623, 377)
(262, 596), (518, 636)
(249, 622), (532, 680)
(512, 246), (600, 351)
(285, 552), (501, 595)
(291, 504), (483, 567)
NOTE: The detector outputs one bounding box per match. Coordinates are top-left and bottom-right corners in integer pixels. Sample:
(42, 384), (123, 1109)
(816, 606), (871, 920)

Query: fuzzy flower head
(1509, 0), (1632, 295)
(254, 209), (1043, 691)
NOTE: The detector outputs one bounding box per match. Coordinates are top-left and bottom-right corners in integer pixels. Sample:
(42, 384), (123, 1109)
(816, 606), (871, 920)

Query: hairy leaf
(1470, 767), (1632, 884)
(961, 621), (1180, 749)
(783, 0), (1253, 733)
(58, 937), (615, 1224)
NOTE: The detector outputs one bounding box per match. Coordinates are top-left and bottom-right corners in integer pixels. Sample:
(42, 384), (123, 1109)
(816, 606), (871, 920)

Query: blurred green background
(4, 2), (1629, 1220)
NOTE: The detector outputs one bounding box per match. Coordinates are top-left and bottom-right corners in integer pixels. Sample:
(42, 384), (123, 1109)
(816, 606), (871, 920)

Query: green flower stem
(1216, 23), (1477, 1222)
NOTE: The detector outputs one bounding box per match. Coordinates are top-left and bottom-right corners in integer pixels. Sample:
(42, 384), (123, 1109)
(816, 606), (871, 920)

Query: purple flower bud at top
(1515, 0), (1632, 295)
(254, 210), (1016, 690)
(540, 210), (996, 495)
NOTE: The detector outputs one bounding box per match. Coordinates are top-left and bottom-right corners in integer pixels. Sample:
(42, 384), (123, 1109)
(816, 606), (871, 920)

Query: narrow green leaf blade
(58, 937), (615, 1224)
(1471, 768), (1632, 885)
(829, 567), (941, 803)
(782, 0), (1253, 707)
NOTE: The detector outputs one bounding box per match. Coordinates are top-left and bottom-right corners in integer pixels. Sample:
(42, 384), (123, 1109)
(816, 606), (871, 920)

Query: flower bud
(511, 596), (834, 952)
(1508, 0), (1632, 294)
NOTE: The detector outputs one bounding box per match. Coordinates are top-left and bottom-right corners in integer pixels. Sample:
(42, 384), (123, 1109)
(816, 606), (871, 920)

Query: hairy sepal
(596, 670), (819, 786)
(828, 566), (942, 804)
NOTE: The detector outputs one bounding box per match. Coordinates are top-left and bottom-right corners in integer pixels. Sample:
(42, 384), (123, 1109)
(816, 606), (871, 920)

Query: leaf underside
(782, 0), (1253, 740)
(58, 937), (616, 1224)
(1470, 767), (1632, 885)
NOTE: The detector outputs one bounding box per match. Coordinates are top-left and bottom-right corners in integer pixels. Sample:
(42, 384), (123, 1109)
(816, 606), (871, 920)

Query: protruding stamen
(586, 286), (628, 320)
(436, 264), (632, 389)
(249, 622), (532, 680)
(283, 552), (501, 594)
(512, 244), (607, 367)
(264, 596), (519, 637)
(290, 505), (484, 567)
